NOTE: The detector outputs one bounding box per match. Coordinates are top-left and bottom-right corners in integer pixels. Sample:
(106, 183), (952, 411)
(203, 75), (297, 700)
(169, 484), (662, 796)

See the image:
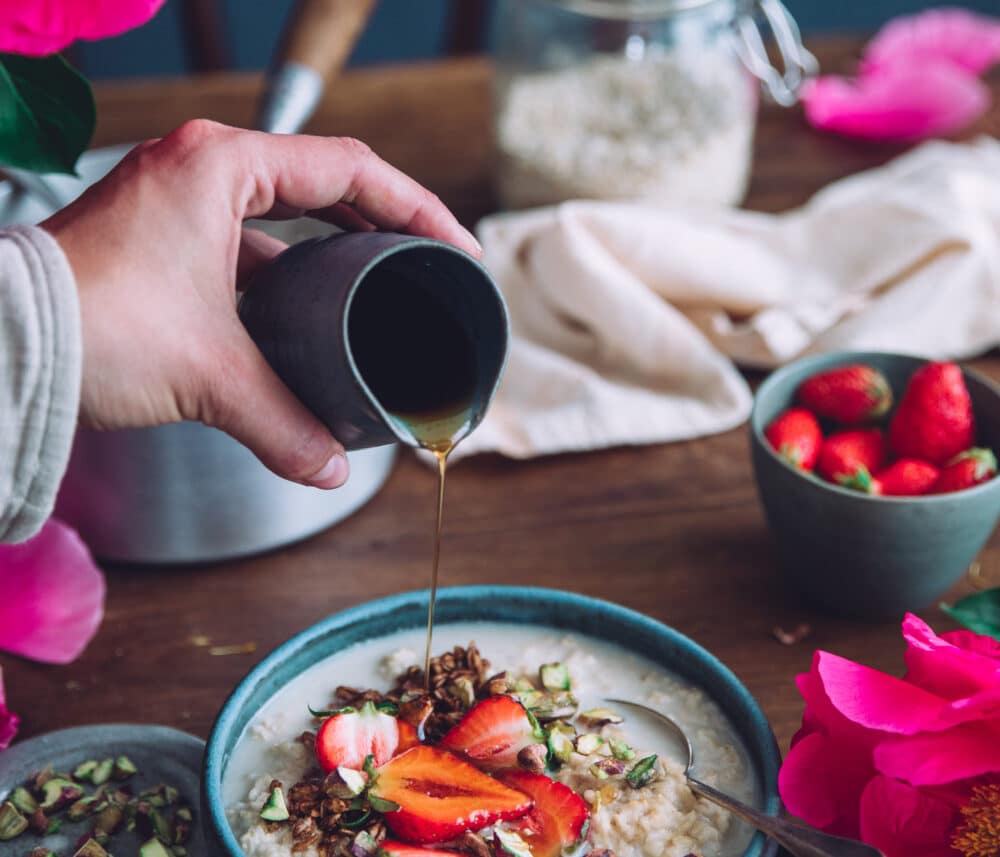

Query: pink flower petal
(0, 0), (166, 56)
(862, 8), (1000, 77)
(0, 519), (105, 664)
(816, 650), (955, 734)
(0, 667), (18, 751)
(874, 721), (1000, 785)
(801, 63), (990, 143)
(858, 775), (960, 857)
(779, 730), (874, 837)
(798, 662), (882, 749)
(904, 613), (1000, 699)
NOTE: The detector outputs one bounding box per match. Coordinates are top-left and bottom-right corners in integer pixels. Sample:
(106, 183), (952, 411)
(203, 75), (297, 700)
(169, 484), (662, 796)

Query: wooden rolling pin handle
(277, 0), (378, 82)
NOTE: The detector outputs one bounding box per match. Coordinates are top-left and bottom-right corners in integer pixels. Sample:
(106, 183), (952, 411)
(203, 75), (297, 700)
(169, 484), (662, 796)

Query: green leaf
(941, 589), (1000, 641)
(0, 53), (95, 175)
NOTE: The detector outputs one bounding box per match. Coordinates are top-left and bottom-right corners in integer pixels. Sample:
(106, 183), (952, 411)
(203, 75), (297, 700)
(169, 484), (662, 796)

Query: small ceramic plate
(0, 723), (221, 856)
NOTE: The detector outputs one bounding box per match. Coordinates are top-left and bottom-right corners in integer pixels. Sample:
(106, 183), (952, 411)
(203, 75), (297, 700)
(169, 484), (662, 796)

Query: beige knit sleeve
(0, 225), (81, 543)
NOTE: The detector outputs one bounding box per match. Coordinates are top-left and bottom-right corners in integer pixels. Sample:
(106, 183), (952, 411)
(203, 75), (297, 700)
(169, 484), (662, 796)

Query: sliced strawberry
(397, 718), (421, 752)
(315, 700), (403, 772)
(378, 841), (464, 857)
(372, 745), (533, 843)
(439, 695), (542, 770)
(498, 771), (590, 857)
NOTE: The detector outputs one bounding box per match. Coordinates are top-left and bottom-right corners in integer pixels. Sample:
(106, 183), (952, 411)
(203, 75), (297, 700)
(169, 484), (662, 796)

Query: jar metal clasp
(732, 0), (819, 107)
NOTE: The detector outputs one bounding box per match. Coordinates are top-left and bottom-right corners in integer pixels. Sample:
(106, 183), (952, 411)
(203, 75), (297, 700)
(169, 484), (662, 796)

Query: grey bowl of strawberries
(750, 351), (1000, 618)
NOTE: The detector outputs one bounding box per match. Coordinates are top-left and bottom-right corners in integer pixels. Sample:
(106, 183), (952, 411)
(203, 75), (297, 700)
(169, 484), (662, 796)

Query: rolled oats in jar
(492, 0), (815, 210)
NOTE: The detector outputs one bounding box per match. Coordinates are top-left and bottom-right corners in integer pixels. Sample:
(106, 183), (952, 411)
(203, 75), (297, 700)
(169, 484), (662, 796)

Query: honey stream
(424, 443), (451, 686)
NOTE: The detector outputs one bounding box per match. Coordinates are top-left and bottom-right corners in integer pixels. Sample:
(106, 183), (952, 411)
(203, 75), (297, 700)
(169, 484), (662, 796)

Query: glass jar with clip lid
(492, 0), (817, 209)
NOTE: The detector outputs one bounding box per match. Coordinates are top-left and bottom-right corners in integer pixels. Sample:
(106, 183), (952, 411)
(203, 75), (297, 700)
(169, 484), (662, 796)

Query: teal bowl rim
(750, 350), (1000, 505)
(203, 585), (781, 857)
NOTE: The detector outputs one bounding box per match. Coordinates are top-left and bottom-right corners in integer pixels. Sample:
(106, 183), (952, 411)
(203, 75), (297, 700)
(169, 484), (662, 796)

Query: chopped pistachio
(351, 829), (379, 857)
(95, 804), (124, 835)
(588, 763), (609, 780)
(39, 777), (82, 811)
(9, 786), (37, 815)
(516, 743), (548, 774)
(539, 662), (571, 692)
(546, 728), (574, 764)
(73, 760), (99, 782)
(448, 676), (477, 709)
(609, 739), (636, 761)
(626, 755), (658, 789)
(174, 807), (194, 823)
(513, 677), (536, 693)
(493, 828), (533, 857)
(31, 769), (55, 790)
(163, 786), (179, 805)
(531, 692), (579, 722)
(172, 848), (188, 857)
(138, 839), (172, 857)
(151, 807), (174, 842)
(45, 818), (62, 835)
(28, 807), (50, 835)
(73, 839), (109, 857)
(112, 755), (138, 780)
(67, 797), (99, 821)
(259, 785), (289, 822)
(578, 708), (624, 728)
(591, 758), (626, 777)
(513, 689), (543, 710)
(482, 671), (511, 696)
(0, 801), (27, 841)
(174, 817), (192, 845)
(327, 766), (367, 798)
(574, 733), (604, 755)
(90, 759), (114, 786)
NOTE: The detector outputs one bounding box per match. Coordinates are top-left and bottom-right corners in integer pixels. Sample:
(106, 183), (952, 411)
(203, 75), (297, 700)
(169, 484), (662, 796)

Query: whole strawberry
(765, 408), (822, 471)
(797, 364), (893, 424)
(870, 459), (940, 496)
(889, 362), (974, 465)
(932, 448), (998, 494)
(817, 428), (886, 488)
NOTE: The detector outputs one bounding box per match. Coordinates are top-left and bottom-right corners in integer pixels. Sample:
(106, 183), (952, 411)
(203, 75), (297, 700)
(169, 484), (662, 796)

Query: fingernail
(463, 227), (483, 257)
(308, 452), (349, 489)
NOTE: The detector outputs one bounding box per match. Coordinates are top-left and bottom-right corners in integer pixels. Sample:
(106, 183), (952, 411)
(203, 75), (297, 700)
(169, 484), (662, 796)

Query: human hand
(43, 120), (481, 489)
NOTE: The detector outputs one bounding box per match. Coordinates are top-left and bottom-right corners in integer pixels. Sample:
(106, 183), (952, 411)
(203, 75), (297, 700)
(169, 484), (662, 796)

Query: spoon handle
(688, 777), (885, 857)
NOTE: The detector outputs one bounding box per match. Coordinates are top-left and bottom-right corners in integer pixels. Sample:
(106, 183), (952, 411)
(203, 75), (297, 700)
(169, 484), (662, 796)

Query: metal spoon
(605, 699), (885, 857)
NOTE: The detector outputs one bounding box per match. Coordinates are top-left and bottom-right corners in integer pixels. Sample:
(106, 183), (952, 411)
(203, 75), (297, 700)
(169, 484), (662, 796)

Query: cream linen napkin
(454, 138), (1000, 461)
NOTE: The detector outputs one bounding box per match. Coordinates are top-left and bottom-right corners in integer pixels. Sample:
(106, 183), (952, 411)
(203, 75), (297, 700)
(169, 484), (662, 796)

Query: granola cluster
(263, 774), (387, 856)
(334, 644), (498, 742)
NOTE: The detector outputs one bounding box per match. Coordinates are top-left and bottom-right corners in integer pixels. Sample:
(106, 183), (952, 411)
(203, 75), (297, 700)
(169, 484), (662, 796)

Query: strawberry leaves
(0, 53), (94, 175)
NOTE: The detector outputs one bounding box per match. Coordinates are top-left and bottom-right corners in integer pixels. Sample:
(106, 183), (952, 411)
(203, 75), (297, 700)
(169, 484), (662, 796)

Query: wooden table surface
(5, 39), (1000, 776)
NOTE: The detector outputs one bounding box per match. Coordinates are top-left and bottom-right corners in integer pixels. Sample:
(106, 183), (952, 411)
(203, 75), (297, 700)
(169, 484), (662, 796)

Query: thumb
(202, 330), (349, 489)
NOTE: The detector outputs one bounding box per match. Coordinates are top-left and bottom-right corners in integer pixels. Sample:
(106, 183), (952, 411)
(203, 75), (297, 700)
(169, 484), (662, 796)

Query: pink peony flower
(862, 8), (1000, 77)
(0, 518), (105, 665)
(0, 0), (167, 57)
(802, 8), (1000, 142)
(0, 667), (18, 750)
(779, 614), (1000, 857)
(802, 64), (990, 143)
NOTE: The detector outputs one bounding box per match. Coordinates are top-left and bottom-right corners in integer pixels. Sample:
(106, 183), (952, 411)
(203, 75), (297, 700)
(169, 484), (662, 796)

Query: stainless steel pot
(55, 423), (396, 564)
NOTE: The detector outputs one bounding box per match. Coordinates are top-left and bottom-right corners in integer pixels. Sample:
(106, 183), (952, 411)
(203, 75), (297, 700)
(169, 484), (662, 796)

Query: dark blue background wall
(76, 0), (1000, 80)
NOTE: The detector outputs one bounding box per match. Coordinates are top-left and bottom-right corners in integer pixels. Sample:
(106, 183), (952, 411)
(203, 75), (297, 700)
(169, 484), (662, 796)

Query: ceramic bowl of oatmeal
(204, 586), (780, 857)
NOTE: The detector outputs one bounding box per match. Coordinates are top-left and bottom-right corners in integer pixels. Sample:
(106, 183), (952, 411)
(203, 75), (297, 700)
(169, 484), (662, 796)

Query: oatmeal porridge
(224, 624), (760, 857)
